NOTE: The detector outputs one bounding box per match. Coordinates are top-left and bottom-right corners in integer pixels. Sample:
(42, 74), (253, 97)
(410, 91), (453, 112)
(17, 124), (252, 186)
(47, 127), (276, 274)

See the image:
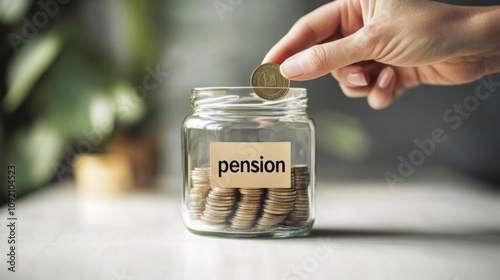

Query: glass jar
(181, 87), (315, 238)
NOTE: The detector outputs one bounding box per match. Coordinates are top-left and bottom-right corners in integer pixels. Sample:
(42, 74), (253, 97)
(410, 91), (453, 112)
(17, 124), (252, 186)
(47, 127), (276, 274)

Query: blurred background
(1, 0), (499, 204)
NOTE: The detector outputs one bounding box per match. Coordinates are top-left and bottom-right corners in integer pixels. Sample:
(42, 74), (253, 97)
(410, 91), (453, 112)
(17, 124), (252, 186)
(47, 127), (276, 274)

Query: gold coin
(251, 63), (290, 100)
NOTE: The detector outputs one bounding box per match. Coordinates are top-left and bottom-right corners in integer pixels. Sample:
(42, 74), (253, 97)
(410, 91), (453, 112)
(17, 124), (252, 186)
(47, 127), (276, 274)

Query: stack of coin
(189, 165), (311, 229)
(284, 166), (310, 225)
(256, 183), (296, 229)
(230, 189), (264, 230)
(201, 188), (238, 225)
(189, 167), (211, 219)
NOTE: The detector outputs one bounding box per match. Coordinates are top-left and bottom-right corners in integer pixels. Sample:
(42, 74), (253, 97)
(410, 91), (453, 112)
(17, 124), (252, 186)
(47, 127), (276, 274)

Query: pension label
(210, 142), (291, 188)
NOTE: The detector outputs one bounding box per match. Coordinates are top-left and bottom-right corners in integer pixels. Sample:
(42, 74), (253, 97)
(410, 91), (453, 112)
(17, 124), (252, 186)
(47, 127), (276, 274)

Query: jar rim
(192, 86), (307, 91)
(190, 87), (308, 111)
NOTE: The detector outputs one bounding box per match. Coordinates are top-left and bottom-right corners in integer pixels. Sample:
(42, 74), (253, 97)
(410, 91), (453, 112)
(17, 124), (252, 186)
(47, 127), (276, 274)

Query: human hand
(263, 0), (500, 109)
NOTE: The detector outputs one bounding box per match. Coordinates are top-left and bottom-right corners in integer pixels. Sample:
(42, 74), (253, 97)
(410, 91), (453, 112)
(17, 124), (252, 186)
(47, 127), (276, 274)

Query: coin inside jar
(251, 63), (290, 100)
(189, 166), (310, 229)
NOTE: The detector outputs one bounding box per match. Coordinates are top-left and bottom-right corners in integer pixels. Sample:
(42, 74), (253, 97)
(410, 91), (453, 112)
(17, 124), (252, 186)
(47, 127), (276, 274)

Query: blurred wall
(159, 0), (500, 186)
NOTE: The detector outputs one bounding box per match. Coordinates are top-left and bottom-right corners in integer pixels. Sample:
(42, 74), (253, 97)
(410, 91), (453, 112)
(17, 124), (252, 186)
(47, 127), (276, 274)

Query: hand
(263, 0), (500, 109)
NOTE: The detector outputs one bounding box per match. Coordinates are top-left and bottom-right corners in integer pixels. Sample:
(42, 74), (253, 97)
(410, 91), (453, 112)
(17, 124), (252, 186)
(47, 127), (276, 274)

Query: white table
(1, 167), (500, 280)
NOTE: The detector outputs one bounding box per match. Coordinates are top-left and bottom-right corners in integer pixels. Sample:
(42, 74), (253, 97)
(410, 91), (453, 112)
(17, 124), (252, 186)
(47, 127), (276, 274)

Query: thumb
(280, 29), (379, 81)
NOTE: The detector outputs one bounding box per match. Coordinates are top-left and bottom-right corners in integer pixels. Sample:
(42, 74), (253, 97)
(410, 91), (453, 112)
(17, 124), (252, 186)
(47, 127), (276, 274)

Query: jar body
(181, 87), (315, 238)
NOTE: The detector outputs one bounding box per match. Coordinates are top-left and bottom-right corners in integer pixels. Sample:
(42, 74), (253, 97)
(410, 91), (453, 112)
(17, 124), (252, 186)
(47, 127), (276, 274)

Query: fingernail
(378, 68), (394, 89)
(262, 54), (270, 64)
(280, 59), (304, 78)
(346, 72), (368, 86)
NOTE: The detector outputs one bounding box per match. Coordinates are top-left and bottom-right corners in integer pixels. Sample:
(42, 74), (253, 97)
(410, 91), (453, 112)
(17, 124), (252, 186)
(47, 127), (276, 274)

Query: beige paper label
(210, 142), (291, 188)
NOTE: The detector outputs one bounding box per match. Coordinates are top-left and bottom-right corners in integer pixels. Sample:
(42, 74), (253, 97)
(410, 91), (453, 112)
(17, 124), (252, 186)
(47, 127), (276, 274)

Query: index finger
(263, 1), (342, 64)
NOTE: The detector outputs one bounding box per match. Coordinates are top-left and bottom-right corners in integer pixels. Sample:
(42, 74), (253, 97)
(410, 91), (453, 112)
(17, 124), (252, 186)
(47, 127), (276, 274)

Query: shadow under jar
(181, 87), (315, 238)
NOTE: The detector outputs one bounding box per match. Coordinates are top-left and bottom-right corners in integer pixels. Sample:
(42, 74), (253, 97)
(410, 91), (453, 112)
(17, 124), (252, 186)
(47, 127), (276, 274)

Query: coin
(230, 188), (264, 230)
(189, 167), (211, 219)
(251, 63), (290, 100)
(255, 179), (296, 228)
(283, 166), (311, 225)
(201, 187), (237, 225)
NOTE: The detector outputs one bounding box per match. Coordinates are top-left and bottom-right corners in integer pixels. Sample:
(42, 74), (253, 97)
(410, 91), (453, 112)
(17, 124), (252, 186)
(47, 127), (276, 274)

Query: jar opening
(191, 87), (307, 111)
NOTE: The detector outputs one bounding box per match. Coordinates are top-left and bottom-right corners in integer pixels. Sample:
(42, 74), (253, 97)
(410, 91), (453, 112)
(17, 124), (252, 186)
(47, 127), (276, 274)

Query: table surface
(1, 167), (500, 280)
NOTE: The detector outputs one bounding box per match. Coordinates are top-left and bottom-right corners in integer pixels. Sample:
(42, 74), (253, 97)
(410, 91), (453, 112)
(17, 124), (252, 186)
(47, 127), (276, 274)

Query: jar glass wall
(181, 87), (315, 238)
